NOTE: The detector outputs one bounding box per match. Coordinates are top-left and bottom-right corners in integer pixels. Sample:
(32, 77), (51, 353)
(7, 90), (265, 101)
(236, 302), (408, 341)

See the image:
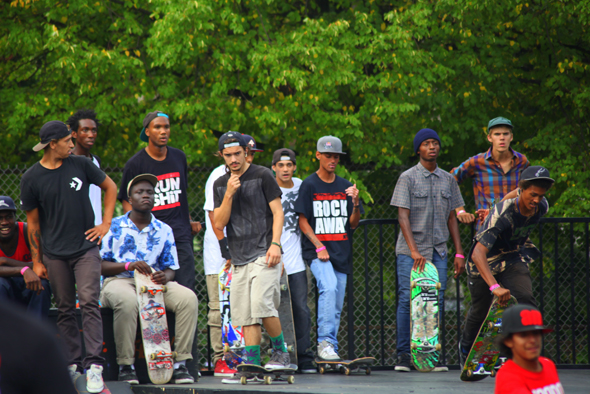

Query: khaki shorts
(230, 255), (281, 326)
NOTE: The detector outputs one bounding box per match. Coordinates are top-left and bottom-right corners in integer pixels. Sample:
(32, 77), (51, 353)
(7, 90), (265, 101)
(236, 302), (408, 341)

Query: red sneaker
(214, 359), (237, 377)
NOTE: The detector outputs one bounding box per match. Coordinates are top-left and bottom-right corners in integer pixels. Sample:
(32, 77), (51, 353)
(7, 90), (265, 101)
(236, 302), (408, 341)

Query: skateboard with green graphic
(410, 261), (441, 372)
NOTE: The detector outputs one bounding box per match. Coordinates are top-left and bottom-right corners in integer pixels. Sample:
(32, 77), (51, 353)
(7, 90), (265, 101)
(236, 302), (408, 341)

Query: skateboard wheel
(140, 286), (147, 294)
(220, 284), (226, 291)
(287, 345), (294, 352)
(281, 284), (287, 291)
(150, 353), (156, 360)
(411, 343), (417, 350)
(162, 286), (167, 293)
(224, 344), (230, 353)
(491, 369), (497, 378)
(487, 321), (494, 330)
(435, 344), (442, 351)
(466, 370), (473, 378)
(436, 282), (441, 290)
(172, 351), (178, 359)
(267, 349), (273, 356)
(240, 375), (247, 385)
(319, 366), (325, 374)
(288, 375), (295, 384)
(264, 375), (272, 385)
(366, 367), (371, 375)
(345, 367), (351, 376)
(410, 281), (416, 289)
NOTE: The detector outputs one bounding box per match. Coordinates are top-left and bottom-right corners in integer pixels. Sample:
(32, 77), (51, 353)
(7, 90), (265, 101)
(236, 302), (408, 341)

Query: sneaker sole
(173, 378), (195, 384)
(120, 379), (139, 385)
(301, 370), (318, 374)
(394, 366), (411, 372)
(432, 367), (449, 372)
(86, 385), (105, 394)
(214, 372), (236, 377)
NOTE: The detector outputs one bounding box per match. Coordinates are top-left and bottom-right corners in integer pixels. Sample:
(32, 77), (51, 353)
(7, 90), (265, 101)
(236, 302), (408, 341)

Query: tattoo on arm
(304, 231), (323, 248)
(29, 229), (41, 263)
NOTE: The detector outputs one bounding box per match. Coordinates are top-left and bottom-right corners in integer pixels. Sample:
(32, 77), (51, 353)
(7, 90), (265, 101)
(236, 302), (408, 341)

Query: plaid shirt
(391, 163), (464, 260)
(451, 148), (529, 211)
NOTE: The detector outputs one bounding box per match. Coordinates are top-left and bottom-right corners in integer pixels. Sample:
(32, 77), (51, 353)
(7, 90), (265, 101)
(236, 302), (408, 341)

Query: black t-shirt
(294, 173), (364, 274)
(20, 155), (106, 259)
(0, 302), (77, 394)
(118, 147), (192, 243)
(213, 164), (282, 265)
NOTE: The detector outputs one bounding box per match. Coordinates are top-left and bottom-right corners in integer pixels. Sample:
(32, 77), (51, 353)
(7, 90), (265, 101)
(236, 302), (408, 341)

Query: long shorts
(230, 255), (281, 326)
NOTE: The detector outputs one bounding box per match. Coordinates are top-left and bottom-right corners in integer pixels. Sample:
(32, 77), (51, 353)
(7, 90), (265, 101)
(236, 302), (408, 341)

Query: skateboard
(236, 363), (297, 385)
(135, 270), (175, 384)
(410, 261), (441, 372)
(74, 374), (111, 393)
(219, 266), (246, 368)
(272, 269), (297, 364)
(316, 357), (376, 375)
(460, 295), (518, 381)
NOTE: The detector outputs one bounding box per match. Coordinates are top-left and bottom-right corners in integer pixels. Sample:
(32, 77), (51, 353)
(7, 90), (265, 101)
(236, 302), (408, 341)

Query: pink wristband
(316, 246), (326, 253)
(457, 210), (465, 215)
(21, 266), (30, 276)
(489, 284), (500, 292)
(455, 254), (465, 259)
(125, 262), (132, 271)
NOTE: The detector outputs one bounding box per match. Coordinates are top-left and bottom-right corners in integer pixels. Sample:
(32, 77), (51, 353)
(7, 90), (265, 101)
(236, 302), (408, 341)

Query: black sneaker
(395, 353), (411, 372)
(118, 365), (139, 385)
(298, 360), (317, 374)
(458, 342), (468, 371)
(172, 364), (195, 384)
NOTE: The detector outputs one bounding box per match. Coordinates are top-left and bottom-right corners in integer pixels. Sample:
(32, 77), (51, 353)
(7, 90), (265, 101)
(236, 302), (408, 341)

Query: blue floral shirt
(100, 212), (179, 278)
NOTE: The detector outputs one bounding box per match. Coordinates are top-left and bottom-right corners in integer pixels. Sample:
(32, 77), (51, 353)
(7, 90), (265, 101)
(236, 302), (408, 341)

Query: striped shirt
(451, 148), (529, 211)
(391, 163), (465, 260)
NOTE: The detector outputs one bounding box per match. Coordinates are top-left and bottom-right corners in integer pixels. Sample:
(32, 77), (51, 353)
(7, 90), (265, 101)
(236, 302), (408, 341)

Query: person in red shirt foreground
(495, 304), (563, 394)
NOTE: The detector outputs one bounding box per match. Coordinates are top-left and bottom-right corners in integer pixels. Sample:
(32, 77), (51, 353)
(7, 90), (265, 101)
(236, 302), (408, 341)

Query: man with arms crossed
(100, 174), (198, 384)
(0, 195), (51, 318)
(294, 136), (363, 361)
(213, 132), (289, 383)
(459, 166), (553, 367)
(390, 128), (466, 372)
(452, 117), (530, 226)
(119, 111), (201, 291)
(272, 148), (316, 373)
(202, 133), (263, 377)
(20, 120), (117, 393)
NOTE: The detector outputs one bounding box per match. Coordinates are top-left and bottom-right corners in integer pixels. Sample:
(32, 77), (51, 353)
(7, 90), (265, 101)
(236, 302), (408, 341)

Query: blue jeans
(0, 276), (52, 319)
(310, 259), (347, 352)
(396, 251), (447, 355)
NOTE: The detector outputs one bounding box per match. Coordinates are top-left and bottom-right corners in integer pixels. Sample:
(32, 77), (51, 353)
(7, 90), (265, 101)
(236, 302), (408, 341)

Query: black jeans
(288, 270), (314, 365)
(461, 261), (536, 351)
(175, 241), (196, 291)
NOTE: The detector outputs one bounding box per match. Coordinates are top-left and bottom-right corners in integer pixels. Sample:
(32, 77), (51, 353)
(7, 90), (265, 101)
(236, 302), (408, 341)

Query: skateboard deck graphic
(410, 261), (441, 372)
(460, 295), (518, 381)
(275, 269), (297, 365)
(135, 271), (174, 384)
(74, 374), (111, 393)
(316, 357), (376, 375)
(237, 363), (297, 385)
(219, 266), (245, 368)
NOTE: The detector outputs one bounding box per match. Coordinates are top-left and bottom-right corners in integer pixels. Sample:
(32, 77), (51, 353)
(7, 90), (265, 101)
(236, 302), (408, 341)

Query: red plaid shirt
(451, 148), (529, 211)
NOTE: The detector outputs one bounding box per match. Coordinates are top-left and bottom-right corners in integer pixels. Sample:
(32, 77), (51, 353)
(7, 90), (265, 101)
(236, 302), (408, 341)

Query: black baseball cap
(242, 134), (264, 152)
(33, 121), (71, 152)
(0, 196), (17, 212)
(501, 305), (553, 337)
(127, 173), (159, 196)
(520, 166), (555, 183)
(218, 131), (247, 152)
(140, 111), (169, 142)
(272, 149), (296, 165)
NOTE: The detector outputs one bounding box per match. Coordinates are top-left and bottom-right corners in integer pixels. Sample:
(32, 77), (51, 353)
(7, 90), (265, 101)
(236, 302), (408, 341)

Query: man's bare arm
(299, 214), (323, 249)
(208, 211), (226, 241)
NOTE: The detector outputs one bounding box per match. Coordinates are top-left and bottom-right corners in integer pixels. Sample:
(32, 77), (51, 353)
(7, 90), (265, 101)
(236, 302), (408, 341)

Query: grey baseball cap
(317, 136), (346, 155)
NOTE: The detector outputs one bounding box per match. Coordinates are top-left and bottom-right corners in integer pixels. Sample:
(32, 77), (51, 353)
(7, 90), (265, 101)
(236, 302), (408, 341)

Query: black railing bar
(570, 222), (576, 364)
(539, 222), (545, 357)
(347, 270), (355, 360)
(586, 222), (589, 364)
(554, 223), (561, 363)
(364, 224), (370, 359)
(379, 224), (385, 365)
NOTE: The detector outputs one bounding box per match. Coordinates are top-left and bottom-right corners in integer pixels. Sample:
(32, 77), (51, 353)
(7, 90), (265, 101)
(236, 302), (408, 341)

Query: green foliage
(1, 0), (588, 215)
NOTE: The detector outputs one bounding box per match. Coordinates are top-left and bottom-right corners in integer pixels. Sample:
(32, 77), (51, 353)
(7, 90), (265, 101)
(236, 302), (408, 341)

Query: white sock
(119, 365), (135, 371)
(174, 360), (186, 370)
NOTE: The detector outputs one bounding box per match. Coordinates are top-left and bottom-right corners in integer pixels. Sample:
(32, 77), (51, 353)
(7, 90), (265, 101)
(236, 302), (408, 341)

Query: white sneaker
(317, 340), (341, 361)
(86, 364), (104, 393)
(68, 364), (81, 382)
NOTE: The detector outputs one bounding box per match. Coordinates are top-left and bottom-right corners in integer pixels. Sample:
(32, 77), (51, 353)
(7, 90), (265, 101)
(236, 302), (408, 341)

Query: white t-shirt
(203, 164), (228, 275)
(90, 156), (102, 226)
(280, 177), (306, 275)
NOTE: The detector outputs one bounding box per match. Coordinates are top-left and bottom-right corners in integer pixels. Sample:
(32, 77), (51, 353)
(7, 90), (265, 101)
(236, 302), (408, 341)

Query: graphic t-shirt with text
(294, 173), (364, 274)
(280, 177), (306, 275)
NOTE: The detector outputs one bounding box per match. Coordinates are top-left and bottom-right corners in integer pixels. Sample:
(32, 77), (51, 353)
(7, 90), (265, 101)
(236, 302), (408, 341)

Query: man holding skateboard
(202, 133), (263, 377)
(100, 174), (198, 385)
(213, 132), (290, 382)
(118, 111), (201, 292)
(390, 128), (466, 372)
(459, 166), (554, 366)
(294, 136), (364, 362)
(20, 120), (117, 393)
(272, 148), (316, 373)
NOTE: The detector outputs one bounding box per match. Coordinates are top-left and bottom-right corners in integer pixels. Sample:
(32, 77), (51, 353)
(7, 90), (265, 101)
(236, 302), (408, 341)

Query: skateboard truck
(411, 342), (442, 351)
(149, 350), (177, 360)
(140, 285), (167, 296)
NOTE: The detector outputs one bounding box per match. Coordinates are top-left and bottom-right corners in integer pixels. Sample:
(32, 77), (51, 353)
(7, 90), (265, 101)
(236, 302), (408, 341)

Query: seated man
(100, 174), (198, 384)
(0, 196), (51, 318)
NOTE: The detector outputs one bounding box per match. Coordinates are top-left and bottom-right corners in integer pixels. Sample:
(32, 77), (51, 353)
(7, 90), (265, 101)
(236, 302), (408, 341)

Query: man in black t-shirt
(294, 136), (364, 361)
(212, 132), (290, 382)
(118, 111), (201, 291)
(459, 166), (554, 367)
(20, 121), (117, 393)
